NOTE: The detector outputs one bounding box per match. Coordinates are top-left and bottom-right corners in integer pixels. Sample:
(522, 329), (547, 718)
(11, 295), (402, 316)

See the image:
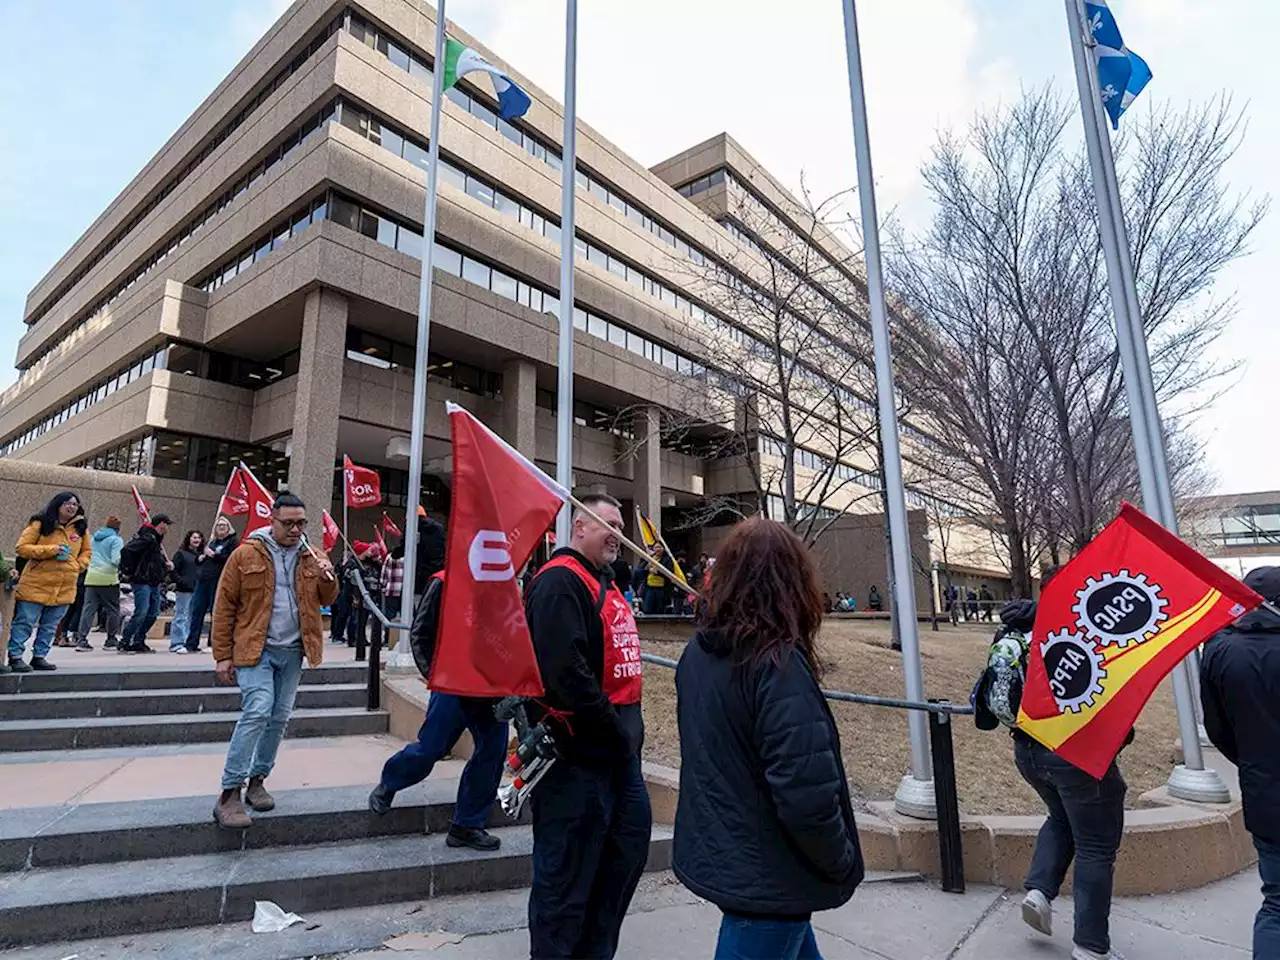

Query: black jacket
(170, 550), (199, 593)
(1201, 605), (1280, 844)
(414, 516), (447, 594)
(195, 535), (237, 585)
(673, 630), (864, 917)
(119, 526), (167, 586)
(524, 548), (644, 767)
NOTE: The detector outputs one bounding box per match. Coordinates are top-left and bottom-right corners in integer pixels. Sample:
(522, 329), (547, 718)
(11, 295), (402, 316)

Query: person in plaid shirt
(380, 548), (404, 623)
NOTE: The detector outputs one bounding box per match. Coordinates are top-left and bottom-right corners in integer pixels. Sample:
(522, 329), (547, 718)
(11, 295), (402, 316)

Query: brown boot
(213, 788), (252, 828)
(245, 776), (275, 812)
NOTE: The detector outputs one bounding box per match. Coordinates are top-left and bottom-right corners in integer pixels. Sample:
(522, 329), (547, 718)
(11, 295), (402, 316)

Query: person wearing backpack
(117, 515), (172, 654)
(972, 572), (1127, 960)
(367, 566), (509, 853)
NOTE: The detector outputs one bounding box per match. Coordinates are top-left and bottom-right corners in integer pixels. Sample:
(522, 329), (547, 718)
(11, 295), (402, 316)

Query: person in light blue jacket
(75, 516), (124, 651)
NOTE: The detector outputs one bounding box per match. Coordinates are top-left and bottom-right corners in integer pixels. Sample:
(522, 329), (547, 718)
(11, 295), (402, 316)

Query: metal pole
(1065, 0), (1227, 802)
(840, 0), (934, 819)
(928, 703), (965, 893)
(554, 0), (579, 547)
(397, 1), (450, 664)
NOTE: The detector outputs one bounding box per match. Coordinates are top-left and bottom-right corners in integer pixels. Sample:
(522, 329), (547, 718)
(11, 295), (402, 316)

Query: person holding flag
(524, 492), (651, 960)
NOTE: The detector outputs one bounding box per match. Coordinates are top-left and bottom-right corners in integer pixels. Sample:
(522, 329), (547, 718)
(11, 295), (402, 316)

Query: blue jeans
(7, 601), (69, 661)
(529, 755), (652, 960)
(716, 915), (822, 960)
(220, 644), (305, 790)
(379, 692), (508, 828)
(1015, 734), (1126, 955)
(169, 592), (193, 650)
(184, 579), (216, 650)
(1256, 835), (1280, 960)
(121, 583), (162, 647)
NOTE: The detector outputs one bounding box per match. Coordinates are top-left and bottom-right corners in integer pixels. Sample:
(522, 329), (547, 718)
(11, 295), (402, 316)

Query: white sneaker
(1021, 889), (1053, 936)
(1072, 947), (1125, 960)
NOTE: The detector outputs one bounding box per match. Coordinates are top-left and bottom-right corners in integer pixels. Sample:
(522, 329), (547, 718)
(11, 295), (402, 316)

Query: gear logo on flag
(1072, 569), (1168, 648)
(1040, 630), (1107, 714)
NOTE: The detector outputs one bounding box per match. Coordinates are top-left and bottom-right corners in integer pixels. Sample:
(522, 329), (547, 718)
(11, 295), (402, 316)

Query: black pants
(529, 755), (652, 959)
(330, 582), (352, 640)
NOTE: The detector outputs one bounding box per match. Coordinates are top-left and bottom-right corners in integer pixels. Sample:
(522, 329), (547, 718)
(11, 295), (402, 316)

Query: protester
(344, 542), (383, 648)
(979, 583), (995, 621)
(186, 516), (237, 652)
(967, 587), (980, 621)
(988, 570), (1127, 960)
(76, 516), (124, 651)
(406, 506), (447, 594)
(1201, 566), (1280, 959)
(117, 514), (172, 654)
(643, 545), (668, 615)
(380, 546), (405, 624)
(168, 531), (203, 653)
(4, 492), (91, 673)
(369, 569), (508, 851)
(523, 492), (651, 959)
(211, 493), (336, 828)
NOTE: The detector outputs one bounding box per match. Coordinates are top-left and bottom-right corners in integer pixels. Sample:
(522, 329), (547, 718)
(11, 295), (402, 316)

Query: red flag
(239, 462), (276, 535)
(217, 467), (250, 517)
(343, 456), (381, 508)
(1018, 503), (1262, 778)
(373, 526), (388, 557)
(381, 512), (403, 539)
(431, 402), (567, 697)
(321, 510), (340, 553)
(130, 486), (151, 525)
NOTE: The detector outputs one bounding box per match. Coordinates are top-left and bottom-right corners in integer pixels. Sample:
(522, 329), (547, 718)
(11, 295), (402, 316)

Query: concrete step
(0, 782), (528, 871)
(0, 707), (388, 752)
(0, 824), (675, 947)
(1, 683), (368, 721)
(0, 662), (365, 695)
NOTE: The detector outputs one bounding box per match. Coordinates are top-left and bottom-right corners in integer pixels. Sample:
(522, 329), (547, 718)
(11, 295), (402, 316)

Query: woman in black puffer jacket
(673, 516), (863, 960)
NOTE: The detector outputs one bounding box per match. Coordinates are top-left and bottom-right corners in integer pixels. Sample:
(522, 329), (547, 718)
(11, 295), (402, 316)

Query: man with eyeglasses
(211, 493), (336, 828)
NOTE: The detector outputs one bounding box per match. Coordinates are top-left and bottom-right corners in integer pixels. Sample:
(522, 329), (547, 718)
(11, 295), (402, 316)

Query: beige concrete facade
(1, 0), (1008, 598)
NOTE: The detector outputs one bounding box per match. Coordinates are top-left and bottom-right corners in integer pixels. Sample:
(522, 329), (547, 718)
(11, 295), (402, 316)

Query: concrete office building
(0, 0), (1008, 604)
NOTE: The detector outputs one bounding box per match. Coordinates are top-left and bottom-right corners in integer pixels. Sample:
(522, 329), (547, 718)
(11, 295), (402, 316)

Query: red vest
(540, 554), (643, 706)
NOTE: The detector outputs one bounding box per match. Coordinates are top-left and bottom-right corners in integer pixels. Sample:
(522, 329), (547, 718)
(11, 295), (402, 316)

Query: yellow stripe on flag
(1017, 588), (1220, 749)
(635, 507), (688, 587)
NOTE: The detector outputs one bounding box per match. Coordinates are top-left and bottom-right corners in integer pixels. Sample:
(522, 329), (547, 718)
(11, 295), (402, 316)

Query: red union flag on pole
(321, 510), (341, 553)
(217, 466), (250, 517)
(238, 462), (276, 535)
(1018, 503), (1262, 778)
(130, 486), (151, 525)
(343, 456), (381, 509)
(381, 512), (403, 539)
(431, 402), (568, 697)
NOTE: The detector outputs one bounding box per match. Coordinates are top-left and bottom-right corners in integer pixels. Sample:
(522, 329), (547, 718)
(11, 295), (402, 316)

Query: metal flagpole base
(894, 774), (937, 820)
(1198, 724), (1212, 748)
(1167, 764), (1231, 805)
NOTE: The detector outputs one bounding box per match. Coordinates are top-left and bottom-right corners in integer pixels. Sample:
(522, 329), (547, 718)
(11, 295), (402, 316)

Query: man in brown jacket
(212, 493), (336, 828)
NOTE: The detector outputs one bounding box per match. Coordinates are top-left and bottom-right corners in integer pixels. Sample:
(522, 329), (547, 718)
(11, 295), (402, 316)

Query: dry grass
(640, 619), (1181, 816)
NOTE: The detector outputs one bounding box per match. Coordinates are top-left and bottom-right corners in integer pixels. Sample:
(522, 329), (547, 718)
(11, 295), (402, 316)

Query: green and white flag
(442, 38), (532, 121)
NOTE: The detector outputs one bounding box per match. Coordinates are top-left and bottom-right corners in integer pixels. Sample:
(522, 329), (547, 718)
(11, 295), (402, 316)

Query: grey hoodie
(249, 528), (301, 648)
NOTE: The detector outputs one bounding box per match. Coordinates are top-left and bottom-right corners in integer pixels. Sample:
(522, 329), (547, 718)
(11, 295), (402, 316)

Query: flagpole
(398, 0), (450, 662)
(1065, 0), (1228, 803)
(341, 465), (350, 561)
(840, 0), (934, 819)
(553, 0), (579, 548)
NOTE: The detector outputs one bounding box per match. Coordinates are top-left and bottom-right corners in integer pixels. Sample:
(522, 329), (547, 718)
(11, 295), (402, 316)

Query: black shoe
(135, 643), (157, 654)
(29, 657), (57, 671)
(117, 643), (139, 654)
(369, 783), (394, 816)
(445, 825), (500, 851)
(104, 638), (118, 649)
(8, 658), (32, 674)
(75, 640), (93, 652)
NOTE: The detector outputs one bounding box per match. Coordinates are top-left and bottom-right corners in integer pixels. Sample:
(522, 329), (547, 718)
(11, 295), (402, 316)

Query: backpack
(972, 599), (1037, 731)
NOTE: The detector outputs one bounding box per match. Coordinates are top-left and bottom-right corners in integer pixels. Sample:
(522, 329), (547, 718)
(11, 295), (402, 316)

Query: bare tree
(891, 90), (1265, 591)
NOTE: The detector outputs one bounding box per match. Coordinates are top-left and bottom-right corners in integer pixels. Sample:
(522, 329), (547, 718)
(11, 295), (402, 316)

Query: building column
(288, 289), (348, 513)
(632, 405), (662, 537)
(501, 358), (537, 459)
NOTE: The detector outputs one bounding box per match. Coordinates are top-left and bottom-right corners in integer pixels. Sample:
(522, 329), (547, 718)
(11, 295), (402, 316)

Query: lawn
(640, 619), (1182, 816)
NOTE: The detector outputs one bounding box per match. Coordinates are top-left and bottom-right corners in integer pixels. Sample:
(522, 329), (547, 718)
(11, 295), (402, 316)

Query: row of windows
(533, 389), (635, 440)
(676, 169), (727, 199)
(0, 347), (167, 457)
(345, 329), (504, 399)
(765, 495), (840, 523)
(758, 435), (884, 492)
(24, 13), (344, 333)
(73, 435), (153, 477)
(75, 430), (290, 490)
(15, 98), (338, 393)
(198, 194), (328, 292)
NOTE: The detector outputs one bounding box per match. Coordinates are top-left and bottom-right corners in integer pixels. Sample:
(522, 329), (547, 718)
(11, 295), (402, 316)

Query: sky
(1, 0), (1275, 495)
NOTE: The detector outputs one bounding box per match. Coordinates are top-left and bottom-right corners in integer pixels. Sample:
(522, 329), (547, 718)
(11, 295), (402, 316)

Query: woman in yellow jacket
(4, 492), (91, 673)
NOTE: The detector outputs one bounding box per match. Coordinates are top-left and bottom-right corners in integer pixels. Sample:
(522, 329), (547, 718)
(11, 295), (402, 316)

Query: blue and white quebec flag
(1084, 0), (1153, 128)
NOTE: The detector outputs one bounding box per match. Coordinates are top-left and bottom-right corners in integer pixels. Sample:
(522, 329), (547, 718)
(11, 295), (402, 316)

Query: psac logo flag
(1018, 503), (1261, 778)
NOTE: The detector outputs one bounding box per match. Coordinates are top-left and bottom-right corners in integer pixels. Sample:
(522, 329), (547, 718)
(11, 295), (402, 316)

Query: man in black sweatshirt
(523, 492), (650, 960)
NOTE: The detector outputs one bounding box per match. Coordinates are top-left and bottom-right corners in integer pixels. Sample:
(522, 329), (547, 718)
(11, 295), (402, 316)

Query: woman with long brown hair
(672, 517), (863, 959)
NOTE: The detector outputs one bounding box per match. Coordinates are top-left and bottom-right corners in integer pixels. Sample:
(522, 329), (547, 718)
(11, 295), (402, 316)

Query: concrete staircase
(0, 664), (673, 948)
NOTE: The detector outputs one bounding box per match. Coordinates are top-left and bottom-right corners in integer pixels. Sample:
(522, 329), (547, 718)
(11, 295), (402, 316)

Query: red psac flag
(130, 486), (151, 525)
(321, 510), (341, 553)
(343, 456), (381, 508)
(431, 401), (567, 697)
(381, 512), (403, 539)
(238, 462), (276, 535)
(1018, 503), (1262, 778)
(217, 467), (250, 517)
